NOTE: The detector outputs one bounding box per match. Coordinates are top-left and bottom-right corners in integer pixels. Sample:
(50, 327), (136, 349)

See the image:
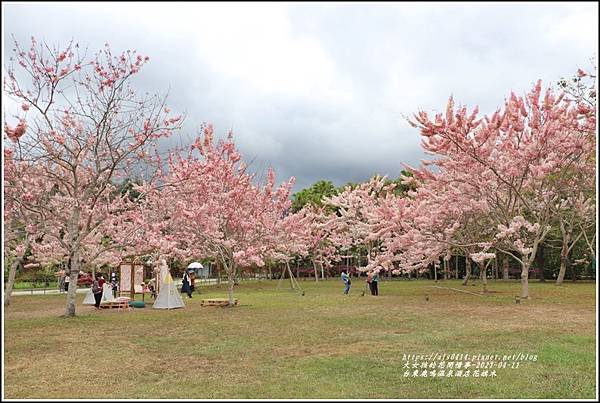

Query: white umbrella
(187, 262), (204, 269)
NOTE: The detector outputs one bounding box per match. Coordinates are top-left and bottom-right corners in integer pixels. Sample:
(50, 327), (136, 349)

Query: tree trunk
(4, 256), (23, 307)
(455, 256), (459, 279)
(502, 255), (509, 280)
(462, 257), (471, 286)
(493, 257), (498, 280)
(481, 262), (488, 293)
(434, 263), (438, 282)
(268, 264), (272, 280)
(568, 256), (577, 282)
(227, 273), (235, 307)
(520, 260), (530, 299)
(312, 259), (319, 282)
(64, 205), (82, 317)
(286, 261), (296, 289)
(556, 233), (570, 286)
(222, 259), (237, 307)
(65, 250), (81, 317)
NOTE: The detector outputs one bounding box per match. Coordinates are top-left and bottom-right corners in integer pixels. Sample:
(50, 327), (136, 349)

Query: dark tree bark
(568, 256), (577, 282)
(462, 257), (471, 286)
(502, 254), (509, 280)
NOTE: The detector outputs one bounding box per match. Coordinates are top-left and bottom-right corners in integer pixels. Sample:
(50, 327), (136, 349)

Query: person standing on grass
(98, 274), (106, 291)
(148, 279), (157, 299)
(181, 270), (192, 298)
(366, 270), (373, 294)
(64, 273), (70, 293)
(92, 279), (103, 309)
(189, 271), (196, 296)
(341, 269), (351, 295)
(370, 270), (379, 296)
(110, 272), (118, 298)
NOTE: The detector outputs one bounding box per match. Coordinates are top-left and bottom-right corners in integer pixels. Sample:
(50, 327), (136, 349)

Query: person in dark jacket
(64, 274), (70, 293)
(98, 274), (106, 290)
(110, 272), (118, 298)
(189, 271), (196, 295)
(148, 280), (157, 299)
(181, 271), (192, 298)
(369, 270), (379, 296)
(341, 269), (351, 295)
(92, 279), (103, 309)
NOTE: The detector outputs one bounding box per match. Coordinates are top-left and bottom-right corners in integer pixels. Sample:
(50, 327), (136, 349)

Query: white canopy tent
(153, 259), (185, 309)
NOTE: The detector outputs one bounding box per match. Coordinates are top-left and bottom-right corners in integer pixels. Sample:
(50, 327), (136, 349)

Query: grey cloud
(3, 2), (597, 193)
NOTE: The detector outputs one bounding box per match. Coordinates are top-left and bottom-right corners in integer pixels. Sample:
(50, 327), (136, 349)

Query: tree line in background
(3, 37), (596, 315)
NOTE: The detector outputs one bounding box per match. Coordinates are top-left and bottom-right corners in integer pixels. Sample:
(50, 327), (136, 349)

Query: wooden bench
(201, 298), (238, 307)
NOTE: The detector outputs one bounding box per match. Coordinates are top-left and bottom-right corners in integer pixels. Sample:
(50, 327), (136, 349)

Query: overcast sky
(2, 2), (598, 191)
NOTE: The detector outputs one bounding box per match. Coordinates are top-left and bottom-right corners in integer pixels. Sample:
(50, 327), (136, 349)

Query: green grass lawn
(3, 279), (597, 399)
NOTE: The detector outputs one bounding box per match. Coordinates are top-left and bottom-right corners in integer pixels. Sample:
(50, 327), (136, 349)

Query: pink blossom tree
(263, 210), (311, 287)
(299, 205), (341, 281)
(324, 176), (401, 275)
(3, 37), (182, 316)
(554, 66), (597, 281)
(410, 76), (595, 298)
(552, 190), (595, 285)
(3, 148), (49, 306)
(139, 125), (295, 305)
(387, 165), (496, 286)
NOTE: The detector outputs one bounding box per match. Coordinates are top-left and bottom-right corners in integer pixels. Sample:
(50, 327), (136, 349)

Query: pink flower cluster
(4, 120), (27, 142)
